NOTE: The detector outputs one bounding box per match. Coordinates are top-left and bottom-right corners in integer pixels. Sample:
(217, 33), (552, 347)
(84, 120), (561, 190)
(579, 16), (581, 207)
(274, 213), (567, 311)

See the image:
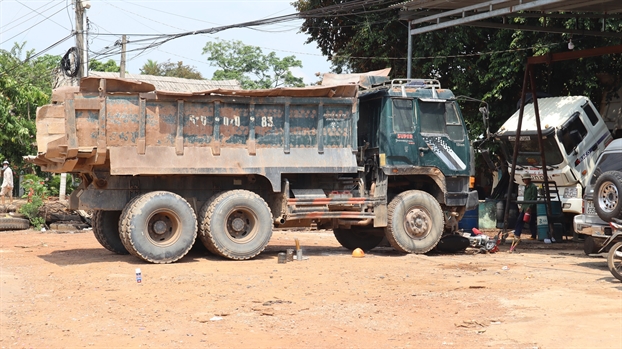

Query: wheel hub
(231, 217), (246, 232)
(225, 208), (260, 242)
(404, 207), (430, 239)
(599, 181), (619, 212)
(147, 212), (180, 246)
(153, 220), (168, 235)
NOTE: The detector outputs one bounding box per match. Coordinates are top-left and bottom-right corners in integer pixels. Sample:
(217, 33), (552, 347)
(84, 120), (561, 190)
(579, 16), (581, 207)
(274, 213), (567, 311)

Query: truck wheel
(594, 171), (622, 222)
(199, 190), (272, 260)
(333, 227), (384, 251)
(607, 242), (622, 282)
(92, 210), (128, 255)
(119, 191), (197, 264)
(385, 190), (444, 254)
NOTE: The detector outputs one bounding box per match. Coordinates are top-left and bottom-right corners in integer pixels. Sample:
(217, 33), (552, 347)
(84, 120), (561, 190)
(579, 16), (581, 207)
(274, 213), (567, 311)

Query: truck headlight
(563, 187), (578, 198)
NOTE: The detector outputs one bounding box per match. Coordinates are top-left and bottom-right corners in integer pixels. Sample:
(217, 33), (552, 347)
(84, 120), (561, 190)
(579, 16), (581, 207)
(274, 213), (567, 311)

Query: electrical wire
(16, 0), (70, 31)
(1, 0), (63, 31)
(0, 32), (74, 78)
(0, 3), (71, 46)
(88, 0), (404, 60)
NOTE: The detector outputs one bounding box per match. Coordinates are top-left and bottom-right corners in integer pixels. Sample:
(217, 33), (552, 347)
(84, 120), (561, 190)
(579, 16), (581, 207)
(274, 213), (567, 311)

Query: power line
(16, 0), (70, 31)
(1, 0), (63, 32)
(88, 0), (404, 60)
(0, 33), (74, 78)
(0, 3), (71, 46)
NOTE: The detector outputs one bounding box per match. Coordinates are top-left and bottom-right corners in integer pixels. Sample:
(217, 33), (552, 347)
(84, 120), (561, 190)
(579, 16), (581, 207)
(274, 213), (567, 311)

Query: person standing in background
(1, 160), (14, 205)
(513, 173), (538, 241)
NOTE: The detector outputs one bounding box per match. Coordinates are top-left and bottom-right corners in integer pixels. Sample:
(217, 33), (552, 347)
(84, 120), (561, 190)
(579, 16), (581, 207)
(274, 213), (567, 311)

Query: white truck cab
(495, 96), (612, 228)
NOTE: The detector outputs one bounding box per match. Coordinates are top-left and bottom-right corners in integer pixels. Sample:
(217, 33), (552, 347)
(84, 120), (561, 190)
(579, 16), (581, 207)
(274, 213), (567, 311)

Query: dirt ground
(1, 227), (621, 349)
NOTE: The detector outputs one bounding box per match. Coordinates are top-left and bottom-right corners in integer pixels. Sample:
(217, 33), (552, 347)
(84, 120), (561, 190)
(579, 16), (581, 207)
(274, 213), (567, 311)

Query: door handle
(419, 147), (430, 152)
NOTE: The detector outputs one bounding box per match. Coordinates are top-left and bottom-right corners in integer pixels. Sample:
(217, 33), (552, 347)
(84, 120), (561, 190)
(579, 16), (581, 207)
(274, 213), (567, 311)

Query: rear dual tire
(92, 210), (128, 255)
(119, 191), (197, 264)
(198, 190), (272, 260)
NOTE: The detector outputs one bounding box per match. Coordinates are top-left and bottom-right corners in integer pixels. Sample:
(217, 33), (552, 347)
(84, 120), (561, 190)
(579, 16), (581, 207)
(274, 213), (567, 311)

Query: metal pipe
(503, 63), (530, 237)
(407, 20), (412, 79)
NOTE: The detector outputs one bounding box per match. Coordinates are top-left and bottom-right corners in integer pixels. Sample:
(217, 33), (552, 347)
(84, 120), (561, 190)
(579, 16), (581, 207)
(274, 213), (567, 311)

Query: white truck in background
(494, 96), (613, 233)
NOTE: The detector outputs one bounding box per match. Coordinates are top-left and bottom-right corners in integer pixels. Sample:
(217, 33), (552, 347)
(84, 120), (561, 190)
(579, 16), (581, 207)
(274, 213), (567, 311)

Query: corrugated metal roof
(395, 0), (622, 36)
(88, 72), (241, 92)
(496, 96), (591, 134)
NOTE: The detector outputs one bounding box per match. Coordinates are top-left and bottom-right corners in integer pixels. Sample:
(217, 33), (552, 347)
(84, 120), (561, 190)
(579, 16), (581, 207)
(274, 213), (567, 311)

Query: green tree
(139, 59), (203, 79)
(0, 42), (58, 167)
(140, 59), (162, 75)
(293, 0), (622, 137)
(89, 59), (121, 72)
(202, 39), (305, 89)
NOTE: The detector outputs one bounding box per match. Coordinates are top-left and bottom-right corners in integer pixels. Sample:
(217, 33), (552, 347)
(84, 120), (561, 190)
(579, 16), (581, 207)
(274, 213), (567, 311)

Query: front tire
(333, 227), (384, 251)
(119, 191), (197, 264)
(385, 190), (444, 254)
(92, 210), (128, 255)
(594, 171), (622, 222)
(199, 190), (272, 260)
(607, 242), (622, 282)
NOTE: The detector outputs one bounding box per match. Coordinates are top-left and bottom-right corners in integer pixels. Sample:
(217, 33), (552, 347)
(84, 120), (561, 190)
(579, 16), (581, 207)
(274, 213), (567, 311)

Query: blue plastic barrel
(536, 203), (549, 241)
(459, 206), (479, 231)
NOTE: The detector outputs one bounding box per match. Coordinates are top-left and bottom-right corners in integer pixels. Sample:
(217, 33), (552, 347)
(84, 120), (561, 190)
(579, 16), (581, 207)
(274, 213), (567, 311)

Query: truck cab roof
(496, 96), (591, 136)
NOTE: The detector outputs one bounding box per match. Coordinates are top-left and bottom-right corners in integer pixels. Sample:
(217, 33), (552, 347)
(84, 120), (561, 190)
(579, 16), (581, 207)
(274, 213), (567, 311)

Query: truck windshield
(418, 101), (464, 140)
(502, 136), (565, 166)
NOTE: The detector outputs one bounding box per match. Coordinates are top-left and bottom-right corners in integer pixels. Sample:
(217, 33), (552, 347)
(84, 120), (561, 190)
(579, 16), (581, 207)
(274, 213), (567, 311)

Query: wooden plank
(64, 94), (79, 159)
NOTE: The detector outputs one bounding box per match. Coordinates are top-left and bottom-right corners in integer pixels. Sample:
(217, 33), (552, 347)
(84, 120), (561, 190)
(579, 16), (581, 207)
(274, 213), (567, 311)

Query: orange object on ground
(352, 248), (365, 258)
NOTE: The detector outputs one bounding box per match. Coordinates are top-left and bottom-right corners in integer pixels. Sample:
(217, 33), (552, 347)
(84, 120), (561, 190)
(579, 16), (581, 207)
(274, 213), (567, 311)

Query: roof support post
(407, 20), (412, 79)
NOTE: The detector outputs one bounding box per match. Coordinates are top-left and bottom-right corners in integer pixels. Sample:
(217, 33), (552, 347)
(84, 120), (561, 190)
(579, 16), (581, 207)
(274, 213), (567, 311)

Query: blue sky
(0, 0), (333, 84)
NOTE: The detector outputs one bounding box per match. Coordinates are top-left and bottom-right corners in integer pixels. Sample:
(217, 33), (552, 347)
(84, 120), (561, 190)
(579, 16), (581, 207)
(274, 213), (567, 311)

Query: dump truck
(31, 74), (478, 263)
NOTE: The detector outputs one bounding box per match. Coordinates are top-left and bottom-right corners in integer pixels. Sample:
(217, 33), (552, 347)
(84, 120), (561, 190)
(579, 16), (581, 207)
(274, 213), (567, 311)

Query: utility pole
(64, 0), (89, 202)
(120, 35), (127, 78)
(74, 0), (90, 79)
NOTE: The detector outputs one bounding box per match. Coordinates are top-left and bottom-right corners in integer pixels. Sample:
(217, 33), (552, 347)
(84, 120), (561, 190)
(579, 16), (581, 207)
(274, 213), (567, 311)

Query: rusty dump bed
(32, 77), (359, 191)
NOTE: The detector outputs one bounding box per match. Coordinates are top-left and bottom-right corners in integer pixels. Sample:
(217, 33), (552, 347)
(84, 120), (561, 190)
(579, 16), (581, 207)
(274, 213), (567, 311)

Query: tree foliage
(0, 42), (59, 167)
(293, 0), (622, 138)
(89, 59), (121, 72)
(139, 59), (203, 79)
(202, 39), (305, 89)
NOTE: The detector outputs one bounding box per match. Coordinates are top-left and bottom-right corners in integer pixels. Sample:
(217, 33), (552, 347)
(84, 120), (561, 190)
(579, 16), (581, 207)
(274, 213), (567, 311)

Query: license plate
(586, 202), (596, 215)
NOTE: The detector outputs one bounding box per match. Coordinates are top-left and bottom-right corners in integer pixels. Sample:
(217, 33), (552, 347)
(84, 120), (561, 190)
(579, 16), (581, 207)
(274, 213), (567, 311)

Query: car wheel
(594, 171), (622, 221)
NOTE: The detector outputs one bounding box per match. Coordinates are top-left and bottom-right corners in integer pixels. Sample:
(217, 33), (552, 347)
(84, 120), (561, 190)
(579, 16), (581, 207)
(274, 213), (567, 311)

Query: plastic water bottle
(135, 268), (142, 283)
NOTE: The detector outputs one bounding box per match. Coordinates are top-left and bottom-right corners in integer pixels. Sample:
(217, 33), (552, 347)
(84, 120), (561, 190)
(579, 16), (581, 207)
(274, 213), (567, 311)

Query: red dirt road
(1, 229), (621, 348)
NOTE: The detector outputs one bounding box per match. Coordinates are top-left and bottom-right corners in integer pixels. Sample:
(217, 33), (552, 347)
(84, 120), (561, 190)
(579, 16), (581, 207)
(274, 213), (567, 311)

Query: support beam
(469, 21), (622, 38)
(528, 44), (622, 64)
(410, 0), (566, 35)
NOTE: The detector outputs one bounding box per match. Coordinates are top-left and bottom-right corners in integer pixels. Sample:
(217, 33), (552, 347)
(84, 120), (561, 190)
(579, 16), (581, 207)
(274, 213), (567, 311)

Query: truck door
(414, 100), (469, 175)
(385, 98), (419, 166)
